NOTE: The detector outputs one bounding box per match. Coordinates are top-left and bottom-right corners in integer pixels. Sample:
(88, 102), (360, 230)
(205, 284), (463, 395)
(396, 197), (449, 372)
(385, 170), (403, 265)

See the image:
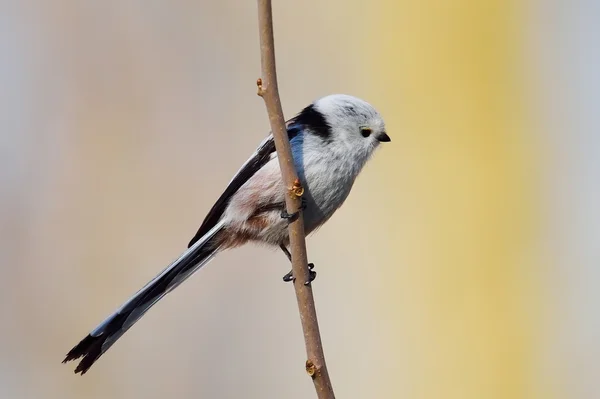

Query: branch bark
(255, 1), (335, 398)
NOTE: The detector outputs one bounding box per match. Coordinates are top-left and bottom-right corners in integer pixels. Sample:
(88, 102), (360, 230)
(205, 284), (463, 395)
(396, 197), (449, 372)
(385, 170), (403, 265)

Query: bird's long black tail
(63, 221), (225, 375)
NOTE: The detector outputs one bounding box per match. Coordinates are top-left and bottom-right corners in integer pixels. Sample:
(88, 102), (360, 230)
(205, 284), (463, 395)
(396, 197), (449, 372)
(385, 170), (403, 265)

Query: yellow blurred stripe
(366, 1), (540, 398)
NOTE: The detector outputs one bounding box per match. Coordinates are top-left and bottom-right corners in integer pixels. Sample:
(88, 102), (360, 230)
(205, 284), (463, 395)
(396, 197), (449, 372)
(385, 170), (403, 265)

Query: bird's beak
(377, 132), (391, 142)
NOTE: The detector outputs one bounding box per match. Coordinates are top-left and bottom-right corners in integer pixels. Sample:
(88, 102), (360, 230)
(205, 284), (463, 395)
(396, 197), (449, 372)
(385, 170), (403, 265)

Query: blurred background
(1, 0), (598, 398)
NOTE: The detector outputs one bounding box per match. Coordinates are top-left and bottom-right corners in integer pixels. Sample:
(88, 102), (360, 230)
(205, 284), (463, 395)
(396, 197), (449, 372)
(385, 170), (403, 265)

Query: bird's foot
(280, 198), (307, 223)
(282, 263), (316, 285)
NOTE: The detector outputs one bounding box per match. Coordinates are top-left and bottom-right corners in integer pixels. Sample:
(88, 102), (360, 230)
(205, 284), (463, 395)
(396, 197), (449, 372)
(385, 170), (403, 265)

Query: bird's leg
(280, 197), (307, 223)
(279, 243), (316, 285)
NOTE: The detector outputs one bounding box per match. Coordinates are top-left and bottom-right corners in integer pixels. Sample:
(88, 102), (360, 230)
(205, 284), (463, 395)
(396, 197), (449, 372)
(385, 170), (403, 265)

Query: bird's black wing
(187, 135), (275, 247)
(187, 125), (301, 247)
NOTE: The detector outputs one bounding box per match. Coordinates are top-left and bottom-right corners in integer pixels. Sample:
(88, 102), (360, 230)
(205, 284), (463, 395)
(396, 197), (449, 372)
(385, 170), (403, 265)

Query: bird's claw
(280, 209), (300, 222)
(282, 263), (316, 285)
(280, 198), (307, 223)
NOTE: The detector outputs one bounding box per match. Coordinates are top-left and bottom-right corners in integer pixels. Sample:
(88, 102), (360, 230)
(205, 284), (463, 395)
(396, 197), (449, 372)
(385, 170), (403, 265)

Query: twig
(255, 1), (335, 398)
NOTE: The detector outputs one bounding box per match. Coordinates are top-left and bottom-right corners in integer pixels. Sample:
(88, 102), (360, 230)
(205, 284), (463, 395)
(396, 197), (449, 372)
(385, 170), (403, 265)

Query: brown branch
(255, 1), (335, 398)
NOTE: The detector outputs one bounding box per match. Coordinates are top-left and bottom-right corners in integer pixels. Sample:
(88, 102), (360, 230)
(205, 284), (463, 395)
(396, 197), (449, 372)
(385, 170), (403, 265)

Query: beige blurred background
(1, 1), (599, 398)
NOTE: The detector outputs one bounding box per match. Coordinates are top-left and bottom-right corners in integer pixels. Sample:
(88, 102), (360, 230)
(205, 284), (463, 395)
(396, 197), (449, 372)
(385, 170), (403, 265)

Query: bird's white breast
(294, 137), (367, 233)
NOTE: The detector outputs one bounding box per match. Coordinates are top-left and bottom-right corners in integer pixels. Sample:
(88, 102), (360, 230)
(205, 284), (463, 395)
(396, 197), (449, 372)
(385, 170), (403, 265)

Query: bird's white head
(294, 94), (389, 154)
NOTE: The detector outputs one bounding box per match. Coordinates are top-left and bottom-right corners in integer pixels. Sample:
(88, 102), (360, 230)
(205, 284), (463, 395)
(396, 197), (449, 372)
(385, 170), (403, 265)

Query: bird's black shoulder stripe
(292, 104), (332, 141)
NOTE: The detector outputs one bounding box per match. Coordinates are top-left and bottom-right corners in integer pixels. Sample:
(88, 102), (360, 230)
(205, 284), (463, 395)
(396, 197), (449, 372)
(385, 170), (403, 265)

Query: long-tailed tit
(63, 94), (390, 374)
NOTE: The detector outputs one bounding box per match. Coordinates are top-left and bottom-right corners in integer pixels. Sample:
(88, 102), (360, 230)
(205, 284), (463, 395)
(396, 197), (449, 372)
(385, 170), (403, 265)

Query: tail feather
(63, 221), (225, 375)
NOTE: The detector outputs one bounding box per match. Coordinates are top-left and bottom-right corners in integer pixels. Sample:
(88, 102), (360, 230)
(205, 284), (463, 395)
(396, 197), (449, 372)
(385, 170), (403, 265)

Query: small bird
(63, 94), (390, 374)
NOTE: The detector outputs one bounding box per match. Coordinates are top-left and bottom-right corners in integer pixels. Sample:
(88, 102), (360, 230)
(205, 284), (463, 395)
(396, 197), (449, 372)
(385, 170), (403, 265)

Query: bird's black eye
(360, 127), (372, 138)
